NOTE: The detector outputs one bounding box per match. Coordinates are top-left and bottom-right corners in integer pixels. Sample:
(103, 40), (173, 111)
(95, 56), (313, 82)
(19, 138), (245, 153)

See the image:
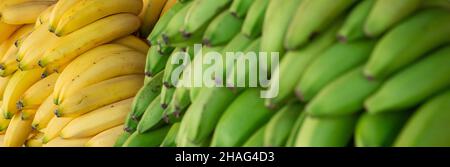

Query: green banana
(355, 111), (410, 147)
(124, 112), (138, 133)
(297, 40), (376, 102)
(285, 0), (356, 50)
(295, 114), (358, 147)
(137, 95), (165, 134)
(130, 71), (164, 122)
(364, 0), (421, 37)
(285, 111), (307, 147)
(241, 0), (269, 39)
(123, 126), (170, 147)
(364, 9), (450, 80)
(366, 46), (450, 114)
(159, 2), (194, 46)
(211, 88), (274, 147)
(265, 21), (341, 109)
(203, 11), (244, 47)
(160, 122), (180, 147)
(176, 109), (209, 147)
(162, 48), (187, 88)
(114, 131), (132, 147)
(229, 0), (254, 18)
(261, 0), (302, 54)
(264, 103), (302, 147)
(160, 86), (175, 109)
(181, 0), (231, 35)
(170, 86), (190, 116)
(145, 45), (174, 78)
(306, 66), (382, 117)
(338, 0), (375, 42)
(394, 89), (450, 147)
(147, 2), (187, 45)
(242, 125), (266, 147)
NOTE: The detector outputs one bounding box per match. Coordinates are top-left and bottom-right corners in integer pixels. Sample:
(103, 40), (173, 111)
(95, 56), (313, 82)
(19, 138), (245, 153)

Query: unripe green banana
(218, 33), (254, 84)
(176, 109), (209, 147)
(242, 125), (266, 147)
(394, 89), (450, 147)
(159, 2), (193, 46)
(355, 111), (410, 147)
(170, 86), (190, 115)
(147, 2), (188, 45)
(211, 89), (274, 147)
(265, 21), (341, 109)
(137, 95), (165, 134)
(285, 0), (356, 50)
(295, 114), (358, 147)
(229, 0), (254, 18)
(338, 0), (375, 42)
(145, 45), (174, 78)
(203, 11), (244, 47)
(364, 0), (421, 37)
(114, 131), (132, 147)
(261, 0), (302, 54)
(285, 111), (306, 147)
(264, 103), (302, 147)
(364, 9), (450, 80)
(123, 126), (170, 147)
(181, 0), (231, 35)
(297, 40), (376, 102)
(162, 48), (188, 88)
(241, 0), (269, 39)
(160, 122), (180, 147)
(160, 86), (175, 109)
(130, 71), (164, 122)
(366, 46), (450, 114)
(307, 67), (382, 117)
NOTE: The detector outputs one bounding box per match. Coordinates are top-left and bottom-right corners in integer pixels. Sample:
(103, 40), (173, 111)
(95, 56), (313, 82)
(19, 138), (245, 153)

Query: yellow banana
(61, 98), (133, 139)
(1, 24), (34, 60)
(0, 76), (11, 101)
(35, 4), (54, 28)
(47, 0), (81, 32)
(139, 0), (168, 37)
(18, 73), (59, 119)
(3, 112), (34, 147)
(54, 0), (143, 36)
(39, 13), (141, 68)
(0, 24), (34, 75)
(41, 116), (73, 143)
(17, 23), (59, 65)
(86, 125), (124, 147)
(0, 101), (11, 132)
(112, 35), (150, 54)
(31, 95), (56, 130)
(56, 75), (143, 117)
(0, 21), (20, 44)
(1, 1), (55, 25)
(25, 132), (44, 147)
(43, 137), (90, 147)
(2, 68), (44, 119)
(41, 61), (68, 77)
(0, 135), (4, 146)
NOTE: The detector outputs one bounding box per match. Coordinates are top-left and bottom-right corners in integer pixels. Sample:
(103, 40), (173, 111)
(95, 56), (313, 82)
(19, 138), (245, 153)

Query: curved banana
(0, 76), (11, 101)
(229, 0), (254, 18)
(43, 137), (90, 147)
(203, 11), (243, 47)
(160, 0), (177, 17)
(31, 95), (56, 130)
(0, 102), (11, 132)
(86, 125), (124, 147)
(147, 2), (185, 45)
(0, 24), (34, 75)
(25, 132), (44, 147)
(160, 122), (180, 147)
(35, 4), (54, 27)
(18, 73), (58, 119)
(3, 112), (34, 147)
(338, 0), (375, 42)
(1, 1), (55, 25)
(114, 131), (132, 147)
(181, 0), (231, 36)
(41, 116), (74, 143)
(137, 95), (165, 134)
(48, 0), (82, 32)
(139, 0), (167, 37)
(285, 112), (307, 147)
(17, 24), (59, 68)
(264, 103), (301, 147)
(0, 20), (20, 44)
(123, 126), (170, 147)
(145, 46), (174, 77)
(242, 125), (266, 147)
(241, 0), (269, 39)
(112, 35), (150, 54)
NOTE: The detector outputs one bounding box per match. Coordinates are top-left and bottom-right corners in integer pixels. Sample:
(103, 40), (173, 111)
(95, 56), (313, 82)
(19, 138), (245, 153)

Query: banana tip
(161, 103), (168, 109)
(162, 115), (170, 124)
(202, 39), (211, 47)
(131, 115), (139, 122)
(337, 35), (347, 43)
(295, 90), (305, 102)
(144, 71), (153, 77)
(54, 109), (62, 117)
(16, 101), (24, 111)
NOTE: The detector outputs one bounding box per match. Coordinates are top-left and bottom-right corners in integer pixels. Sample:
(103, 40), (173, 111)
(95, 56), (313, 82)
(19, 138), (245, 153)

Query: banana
(0, 41), (19, 77)
(147, 2), (186, 45)
(338, 0), (375, 42)
(356, 111), (410, 147)
(0, 21), (20, 44)
(218, 33), (254, 83)
(123, 126), (170, 147)
(240, 0), (269, 39)
(158, 2), (192, 46)
(170, 85), (190, 116)
(17, 73), (58, 117)
(285, 112), (307, 147)
(421, 0), (450, 10)
(25, 132), (44, 147)
(3, 112), (34, 147)
(145, 46), (174, 78)
(307, 67), (382, 117)
(114, 131), (132, 147)
(242, 125), (266, 147)
(48, 0), (81, 32)
(364, 9), (450, 80)
(52, 44), (133, 104)
(1, 1), (55, 25)
(54, 0), (142, 36)
(265, 22), (341, 109)
(203, 11), (244, 47)
(42, 116), (73, 143)
(56, 74), (143, 117)
(264, 103), (302, 147)
(31, 95), (56, 130)
(0, 0), (44, 13)
(57, 50), (145, 103)
(2, 68), (44, 119)
(211, 88), (274, 147)
(41, 61), (68, 77)
(285, 0), (356, 50)
(86, 125), (124, 147)
(297, 40), (376, 102)
(112, 35), (150, 54)
(162, 48), (189, 88)
(181, 0), (231, 36)
(160, 122), (180, 147)
(366, 46), (450, 114)
(160, 0), (178, 17)
(16, 23), (58, 64)
(39, 13), (141, 68)
(261, 0), (302, 54)
(394, 90), (450, 147)
(139, 0), (167, 37)
(0, 76), (11, 100)
(295, 114), (358, 147)
(60, 98), (133, 139)
(364, 0), (421, 37)
(43, 137), (90, 147)
(137, 96), (165, 134)
(35, 4), (54, 27)
(229, 0), (254, 18)
(0, 103), (10, 132)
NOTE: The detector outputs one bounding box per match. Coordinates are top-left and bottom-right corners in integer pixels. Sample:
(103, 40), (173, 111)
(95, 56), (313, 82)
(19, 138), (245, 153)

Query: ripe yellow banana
(85, 125), (124, 147)
(3, 112), (34, 147)
(18, 73), (59, 119)
(0, 1), (55, 25)
(54, 0), (143, 36)
(0, 21), (20, 44)
(43, 137), (90, 147)
(35, 4), (54, 28)
(52, 44), (133, 104)
(31, 95), (56, 130)
(47, 0), (81, 32)
(25, 132), (44, 147)
(0, 76), (11, 101)
(38, 13), (141, 68)
(41, 116), (73, 143)
(139, 0), (168, 37)
(17, 23), (59, 66)
(41, 61), (68, 77)
(112, 35), (150, 54)
(0, 102), (11, 132)
(61, 98), (132, 139)
(0, 24), (34, 75)
(56, 75), (143, 117)
(2, 68), (44, 119)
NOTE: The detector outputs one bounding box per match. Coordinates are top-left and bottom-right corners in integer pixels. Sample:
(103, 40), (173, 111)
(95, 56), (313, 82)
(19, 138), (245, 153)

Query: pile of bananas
(122, 0), (450, 147)
(0, 0), (173, 147)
